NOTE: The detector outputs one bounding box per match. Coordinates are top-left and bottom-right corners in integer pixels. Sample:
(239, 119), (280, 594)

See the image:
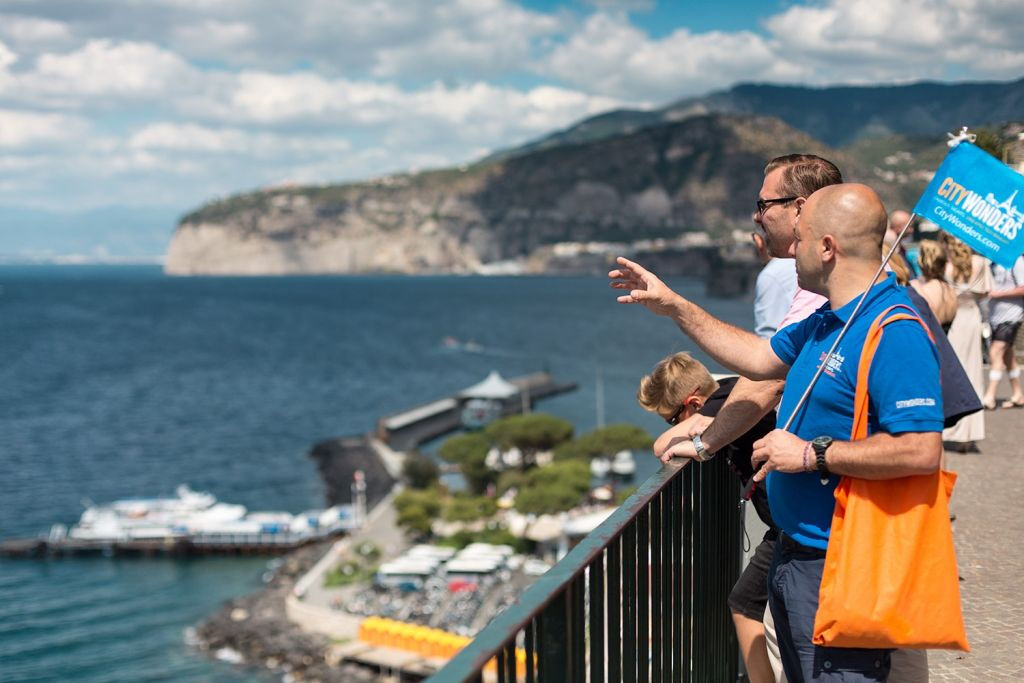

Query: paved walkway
(930, 405), (1024, 681)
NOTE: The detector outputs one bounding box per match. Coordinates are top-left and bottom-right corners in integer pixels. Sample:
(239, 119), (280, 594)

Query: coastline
(195, 437), (400, 682)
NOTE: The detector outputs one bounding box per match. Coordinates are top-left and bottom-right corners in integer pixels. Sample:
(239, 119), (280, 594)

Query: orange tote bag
(812, 305), (969, 651)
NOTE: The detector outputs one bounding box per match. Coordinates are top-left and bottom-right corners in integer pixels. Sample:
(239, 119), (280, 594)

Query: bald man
(612, 184), (943, 681)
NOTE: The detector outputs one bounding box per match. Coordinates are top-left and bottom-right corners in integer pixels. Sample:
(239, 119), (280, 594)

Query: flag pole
(739, 213), (917, 501)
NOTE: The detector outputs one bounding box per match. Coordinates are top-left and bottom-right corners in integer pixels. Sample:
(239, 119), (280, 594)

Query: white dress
(943, 257), (991, 444)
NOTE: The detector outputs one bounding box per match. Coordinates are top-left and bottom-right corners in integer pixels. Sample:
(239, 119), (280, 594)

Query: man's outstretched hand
(609, 257), (683, 317)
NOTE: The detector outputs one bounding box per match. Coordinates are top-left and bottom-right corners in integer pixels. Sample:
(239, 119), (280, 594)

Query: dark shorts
(728, 535), (775, 620)
(768, 534), (891, 682)
(992, 321), (1022, 344)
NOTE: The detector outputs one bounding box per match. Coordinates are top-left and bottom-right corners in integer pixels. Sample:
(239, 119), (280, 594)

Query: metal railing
(427, 456), (744, 682)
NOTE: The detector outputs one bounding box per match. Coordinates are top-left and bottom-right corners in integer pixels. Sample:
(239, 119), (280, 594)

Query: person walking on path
(942, 235), (991, 445)
(612, 183), (945, 682)
(982, 254), (1024, 409)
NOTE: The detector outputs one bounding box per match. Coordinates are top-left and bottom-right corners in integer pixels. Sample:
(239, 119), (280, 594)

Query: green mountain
(496, 76), (1024, 161)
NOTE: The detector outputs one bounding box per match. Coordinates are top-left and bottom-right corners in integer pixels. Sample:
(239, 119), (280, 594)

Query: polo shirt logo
(819, 350), (846, 378)
(895, 398), (937, 409)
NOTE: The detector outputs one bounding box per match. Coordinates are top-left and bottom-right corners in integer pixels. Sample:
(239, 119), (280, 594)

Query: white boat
(610, 450), (636, 476)
(590, 457), (611, 478)
(62, 484), (361, 544)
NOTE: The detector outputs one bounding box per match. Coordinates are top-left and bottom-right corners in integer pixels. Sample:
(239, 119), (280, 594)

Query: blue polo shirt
(767, 273), (944, 549)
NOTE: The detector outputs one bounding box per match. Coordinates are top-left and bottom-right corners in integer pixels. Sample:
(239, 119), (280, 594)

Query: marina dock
(377, 370), (577, 451)
(0, 535), (325, 558)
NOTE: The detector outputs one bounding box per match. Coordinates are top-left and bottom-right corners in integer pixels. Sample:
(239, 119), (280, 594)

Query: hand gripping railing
(427, 455), (744, 683)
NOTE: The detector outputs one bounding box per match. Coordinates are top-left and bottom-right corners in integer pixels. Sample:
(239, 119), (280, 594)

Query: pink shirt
(777, 262), (896, 330)
(777, 287), (827, 330)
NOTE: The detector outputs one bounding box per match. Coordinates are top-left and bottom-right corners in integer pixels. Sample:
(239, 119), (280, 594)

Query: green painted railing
(427, 456), (744, 682)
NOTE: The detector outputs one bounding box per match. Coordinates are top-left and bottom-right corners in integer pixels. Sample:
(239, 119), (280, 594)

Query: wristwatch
(811, 436), (833, 485)
(691, 434), (712, 462)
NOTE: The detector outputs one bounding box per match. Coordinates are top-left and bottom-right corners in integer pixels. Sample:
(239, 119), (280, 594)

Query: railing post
(538, 588), (569, 682)
(607, 535), (621, 682)
(637, 507), (649, 683)
(589, 554), (604, 683)
(623, 522), (637, 683)
(650, 494), (662, 683)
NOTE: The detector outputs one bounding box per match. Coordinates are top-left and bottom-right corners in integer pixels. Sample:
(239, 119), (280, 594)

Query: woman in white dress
(942, 235), (992, 448)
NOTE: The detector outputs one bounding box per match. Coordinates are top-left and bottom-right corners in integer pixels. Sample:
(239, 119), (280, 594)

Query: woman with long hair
(910, 240), (957, 330)
(941, 234), (991, 448)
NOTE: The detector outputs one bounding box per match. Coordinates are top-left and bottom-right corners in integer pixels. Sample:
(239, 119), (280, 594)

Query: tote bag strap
(851, 304), (936, 441)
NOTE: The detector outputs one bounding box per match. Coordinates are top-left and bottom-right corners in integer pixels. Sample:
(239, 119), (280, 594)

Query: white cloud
(129, 122), (351, 156)
(0, 40), (17, 69)
(370, 0), (563, 78)
(32, 39), (194, 98)
(177, 68), (624, 144)
(169, 20), (254, 59)
(545, 13), (786, 101)
(544, 1), (1024, 101)
(0, 14), (73, 47)
(762, 0), (1024, 80)
(0, 108), (87, 147)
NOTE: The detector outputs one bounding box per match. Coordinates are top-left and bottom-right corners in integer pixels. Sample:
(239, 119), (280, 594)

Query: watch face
(812, 436), (833, 448)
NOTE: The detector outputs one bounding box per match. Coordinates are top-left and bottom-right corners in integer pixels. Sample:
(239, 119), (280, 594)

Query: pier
(376, 370), (577, 451)
(0, 534), (329, 558)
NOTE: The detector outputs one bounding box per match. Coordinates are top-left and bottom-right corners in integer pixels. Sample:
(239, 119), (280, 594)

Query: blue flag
(913, 141), (1024, 268)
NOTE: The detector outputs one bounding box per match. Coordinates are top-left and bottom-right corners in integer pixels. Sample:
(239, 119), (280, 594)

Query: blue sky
(1, 0), (1022, 258)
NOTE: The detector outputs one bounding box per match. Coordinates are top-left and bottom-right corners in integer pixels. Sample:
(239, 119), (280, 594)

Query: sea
(0, 265), (754, 682)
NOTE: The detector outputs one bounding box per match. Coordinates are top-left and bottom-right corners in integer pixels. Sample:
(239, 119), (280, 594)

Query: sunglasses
(665, 388), (703, 425)
(756, 196), (799, 215)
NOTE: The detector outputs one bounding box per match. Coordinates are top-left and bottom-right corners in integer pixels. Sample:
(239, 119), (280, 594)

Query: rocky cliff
(166, 114), (875, 275)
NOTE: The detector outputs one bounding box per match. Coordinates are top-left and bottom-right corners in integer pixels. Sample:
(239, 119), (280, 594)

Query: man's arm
(659, 377), (784, 461)
(609, 257), (789, 380)
(750, 429), (942, 482)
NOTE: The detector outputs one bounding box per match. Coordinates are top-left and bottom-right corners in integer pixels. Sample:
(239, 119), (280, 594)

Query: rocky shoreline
(194, 540), (338, 681)
(194, 437), (395, 682)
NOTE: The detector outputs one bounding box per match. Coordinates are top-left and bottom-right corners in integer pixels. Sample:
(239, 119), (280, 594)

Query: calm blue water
(0, 266), (753, 682)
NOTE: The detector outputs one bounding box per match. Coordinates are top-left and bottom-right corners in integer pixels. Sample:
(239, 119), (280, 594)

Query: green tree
(402, 453), (440, 490)
(395, 488), (442, 518)
(443, 495), (497, 522)
(439, 432), (490, 464)
(496, 469), (527, 496)
(513, 460), (591, 515)
(484, 413), (574, 462)
(396, 505), (434, 536)
(554, 424), (652, 461)
(460, 449), (498, 495)
(394, 488), (441, 537)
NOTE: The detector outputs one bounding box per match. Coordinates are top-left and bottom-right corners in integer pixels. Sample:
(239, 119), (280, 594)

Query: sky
(1, 0), (1023, 258)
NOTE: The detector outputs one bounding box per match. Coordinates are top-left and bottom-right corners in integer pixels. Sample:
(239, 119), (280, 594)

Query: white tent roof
(458, 371), (520, 400)
(563, 507), (616, 536)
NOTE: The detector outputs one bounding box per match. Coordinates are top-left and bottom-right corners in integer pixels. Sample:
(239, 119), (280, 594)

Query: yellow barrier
(356, 616), (531, 666)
